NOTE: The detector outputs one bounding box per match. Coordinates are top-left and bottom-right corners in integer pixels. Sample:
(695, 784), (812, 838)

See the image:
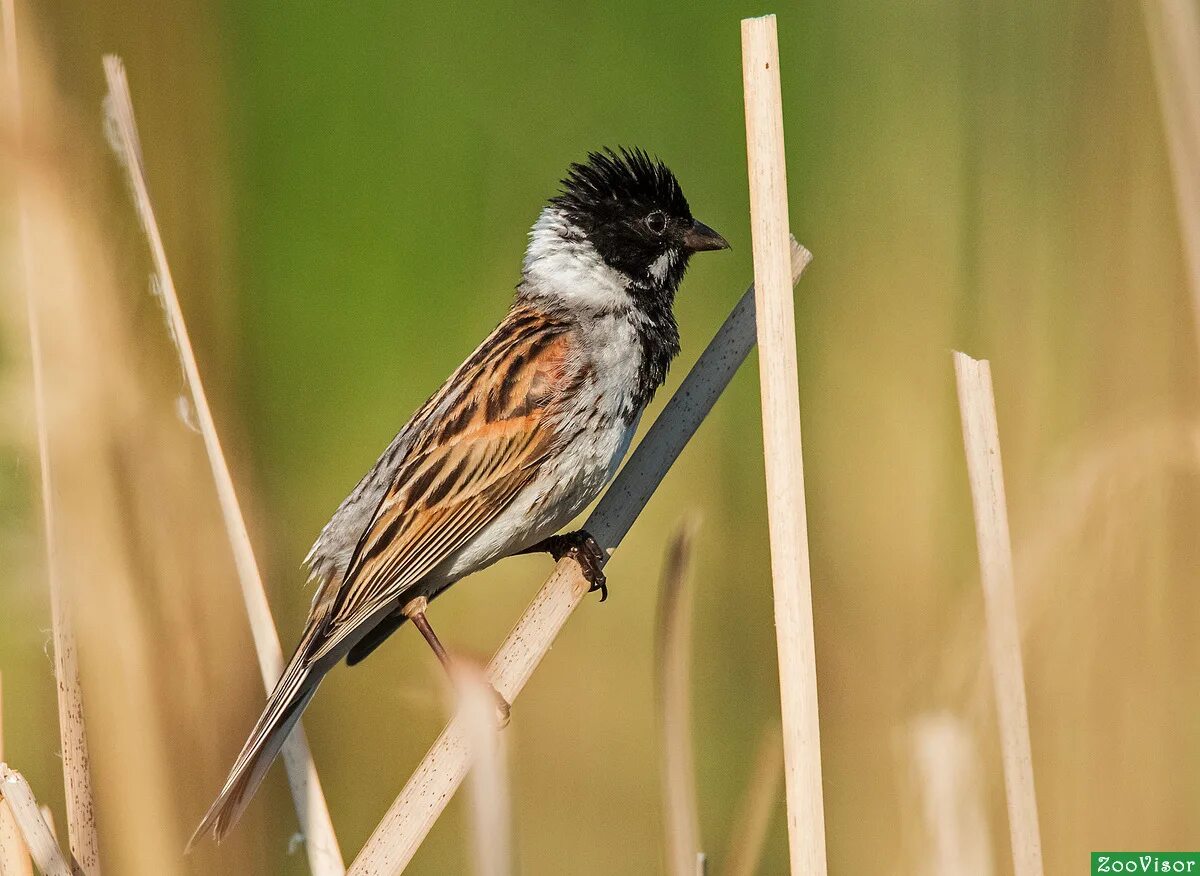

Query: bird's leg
(403, 596), (450, 667)
(401, 595), (510, 726)
(516, 529), (608, 602)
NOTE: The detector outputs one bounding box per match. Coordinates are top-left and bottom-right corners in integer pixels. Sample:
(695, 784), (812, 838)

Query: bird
(190, 146), (729, 845)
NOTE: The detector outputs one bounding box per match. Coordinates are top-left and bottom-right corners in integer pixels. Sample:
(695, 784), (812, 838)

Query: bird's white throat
(520, 207), (632, 313)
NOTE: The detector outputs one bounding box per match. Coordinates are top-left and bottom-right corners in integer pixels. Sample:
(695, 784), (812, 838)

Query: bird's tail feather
(187, 639), (323, 850)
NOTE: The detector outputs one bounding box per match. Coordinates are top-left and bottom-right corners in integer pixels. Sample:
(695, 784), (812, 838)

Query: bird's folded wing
(307, 319), (576, 663)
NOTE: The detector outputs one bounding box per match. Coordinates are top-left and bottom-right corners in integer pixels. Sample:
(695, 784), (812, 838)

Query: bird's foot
(550, 530), (608, 602)
(517, 530), (609, 601)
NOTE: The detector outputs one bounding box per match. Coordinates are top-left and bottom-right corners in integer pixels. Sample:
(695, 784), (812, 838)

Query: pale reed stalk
(0, 768), (72, 876)
(101, 56), (344, 873)
(909, 713), (993, 876)
(1141, 0), (1200, 351)
(723, 724), (783, 876)
(3, 3), (99, 871)
(0, 674), (32, 876)
(953, 352), (1043, 876)
(451, 661), (512, 876)
(741, 14), (827, 875)
(37, 809), (54, 845)
(656, 519), (702, 876)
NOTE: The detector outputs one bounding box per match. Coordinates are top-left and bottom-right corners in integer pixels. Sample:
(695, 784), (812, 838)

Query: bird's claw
(549, 530), (608, 602)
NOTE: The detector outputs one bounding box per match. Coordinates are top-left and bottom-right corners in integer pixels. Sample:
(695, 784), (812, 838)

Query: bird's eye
(644, 211), (667, 235)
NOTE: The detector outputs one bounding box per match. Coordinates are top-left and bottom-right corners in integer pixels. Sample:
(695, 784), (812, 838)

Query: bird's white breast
(433, 312), (644, 585)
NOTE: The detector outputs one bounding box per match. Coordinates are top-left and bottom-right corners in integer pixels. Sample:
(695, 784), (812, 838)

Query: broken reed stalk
(37, 809), (55, 845)
(723, 723), (784, 876)
(100, 56), (345, 875)
(952, 352), (1043, 876)
(655, 519), (702, 876)
(450, 661), (512, 876)
(3, 5), (101, 873)
(0, 675), (32, 876)
(740, 14), (828, 875)
(37, 810), (58, 876)
(347, 239), (813, 875)
(1141, 0), (1200, 350)
(0, 768), (72, 876)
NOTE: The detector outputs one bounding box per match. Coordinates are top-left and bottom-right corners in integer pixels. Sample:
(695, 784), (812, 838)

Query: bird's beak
(683, 219), (730, 253)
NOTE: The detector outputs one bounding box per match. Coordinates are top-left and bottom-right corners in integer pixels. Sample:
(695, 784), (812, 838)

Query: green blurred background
(3, 1), (1198, 873)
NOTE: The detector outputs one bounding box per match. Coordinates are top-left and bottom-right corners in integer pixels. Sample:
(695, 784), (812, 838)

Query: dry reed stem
(741, 15), (827, 875)
(952, 352), (1043, 876)
(37, 809), (54, 845)
(0, 675), (32, 876)
(655, 519), (702, 876)
(348, 240), (813, 875)
(450, 660), (511, 876)
(0, 814), (27, 876)
(909, 713), (993, 876)
(723, 724), (783, 876)
(3, 5), (100, 872)
(1141, 0), (1200, 347)
(43, 610), (94, 876)
(100, 56), (344, 874)
(0, 767), (72, 876)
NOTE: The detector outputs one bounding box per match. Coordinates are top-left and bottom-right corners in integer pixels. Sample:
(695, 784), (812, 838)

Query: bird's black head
(548, 147), (729, 295)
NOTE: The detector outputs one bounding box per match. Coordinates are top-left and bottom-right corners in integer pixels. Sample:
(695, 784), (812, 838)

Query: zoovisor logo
(1093, 853), (1200, 873)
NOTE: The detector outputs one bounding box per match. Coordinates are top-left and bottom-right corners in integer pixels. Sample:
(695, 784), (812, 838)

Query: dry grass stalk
(100, 55), (344, 874)
(0, 767), (72, 876)
(909, 714), (993, 876)
(37, 809), (55, 845)
(741, 15), (827, 875)
(723, 724), (784, 876)
(0, 796), (26, 875)
(450, 660), (512, 876)
(3, 5), (101, 872)
(952, 352), (1043, 876)
(0, 675), (32, 876)
(655, 519), (702, 876)
(43, 608), (95, 876)
(1141, 0), (1200, 343)
(348, 241), (813, 875)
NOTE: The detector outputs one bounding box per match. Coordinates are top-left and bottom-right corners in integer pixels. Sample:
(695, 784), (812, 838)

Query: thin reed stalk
(348, 240), (813, 875)
(3, 5), (100, 872)
(655, 519), (702, 876)
(451, 660), (512, 876)
(952, 352), (1043, 876)
(723, 724), (783, 876)
(100, 56), (344, 874)
(1141, 0), (1200, 348)
(0, 675), (32, 876)
(0, 767), (72, 876)
(37, 809), (55, 845)
(909, 713), (993, 876)
(741, 14), (827, 875)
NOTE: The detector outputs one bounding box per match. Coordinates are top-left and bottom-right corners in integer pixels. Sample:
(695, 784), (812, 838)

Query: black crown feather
(551, 147), (691, 222)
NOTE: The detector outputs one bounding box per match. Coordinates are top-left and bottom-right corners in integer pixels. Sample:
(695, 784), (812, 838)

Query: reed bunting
(192, 147), (728, 844)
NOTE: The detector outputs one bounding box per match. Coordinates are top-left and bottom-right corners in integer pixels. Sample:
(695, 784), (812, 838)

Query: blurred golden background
(2, 1), (1198, 873)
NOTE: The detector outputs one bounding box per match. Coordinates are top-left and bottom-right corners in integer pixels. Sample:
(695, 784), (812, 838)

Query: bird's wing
(304, 307), (580, 664)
